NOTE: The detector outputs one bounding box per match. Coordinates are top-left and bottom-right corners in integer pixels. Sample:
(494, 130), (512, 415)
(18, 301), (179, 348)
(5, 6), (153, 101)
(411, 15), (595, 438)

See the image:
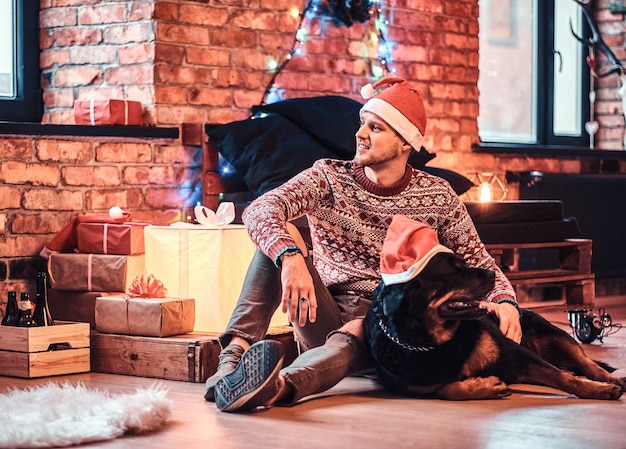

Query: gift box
(77, 222), (148, 255)
(144, 225), (288, 332)
(73, 99), (143, 126)
(48, 253), (145, 292)
(95, 296), (195, 337)
(47, 290), (123, 329)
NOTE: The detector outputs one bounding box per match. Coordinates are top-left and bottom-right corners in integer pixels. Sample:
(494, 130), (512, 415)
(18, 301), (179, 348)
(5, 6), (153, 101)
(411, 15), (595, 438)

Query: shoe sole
(215, 340), (284, 412)
(204, 344), (245, 402)
(204, 384), (216, 402)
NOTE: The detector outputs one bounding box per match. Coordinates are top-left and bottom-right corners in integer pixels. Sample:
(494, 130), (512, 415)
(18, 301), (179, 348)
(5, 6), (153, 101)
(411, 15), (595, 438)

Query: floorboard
(1, 300), (625, 449)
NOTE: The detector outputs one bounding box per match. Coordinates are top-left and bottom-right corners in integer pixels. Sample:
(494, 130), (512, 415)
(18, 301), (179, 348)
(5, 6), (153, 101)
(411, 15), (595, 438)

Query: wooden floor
(2, 299), (626, 449)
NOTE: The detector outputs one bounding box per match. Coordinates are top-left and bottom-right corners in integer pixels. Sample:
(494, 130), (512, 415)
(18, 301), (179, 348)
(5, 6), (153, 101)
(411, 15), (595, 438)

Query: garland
(315, 0), (373, 27)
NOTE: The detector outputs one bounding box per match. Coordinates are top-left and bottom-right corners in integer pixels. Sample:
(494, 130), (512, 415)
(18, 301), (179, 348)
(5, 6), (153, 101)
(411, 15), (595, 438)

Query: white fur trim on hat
(380, 214), (453, 286)
(359, 77), (427, 151)
(361, 97), (424, 151)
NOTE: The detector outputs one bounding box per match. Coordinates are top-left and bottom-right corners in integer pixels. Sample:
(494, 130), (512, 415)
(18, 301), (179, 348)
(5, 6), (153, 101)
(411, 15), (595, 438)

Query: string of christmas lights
(260, 0), (394, 105)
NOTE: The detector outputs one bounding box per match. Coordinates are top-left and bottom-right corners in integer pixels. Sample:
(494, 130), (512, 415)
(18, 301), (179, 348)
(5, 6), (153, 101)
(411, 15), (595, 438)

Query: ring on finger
(299, 297), (308, 303)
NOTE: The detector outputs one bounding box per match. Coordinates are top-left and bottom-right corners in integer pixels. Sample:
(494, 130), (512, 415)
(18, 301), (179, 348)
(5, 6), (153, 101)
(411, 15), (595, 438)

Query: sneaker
(215, 340), (285, 412)
(204, 343), (245, 402)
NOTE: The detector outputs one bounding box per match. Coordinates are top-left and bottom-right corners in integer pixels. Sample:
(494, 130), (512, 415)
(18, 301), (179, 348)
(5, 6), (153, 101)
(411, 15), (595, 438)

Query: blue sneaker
(215, 340), (285, 412)
(204, 343), (245, 402)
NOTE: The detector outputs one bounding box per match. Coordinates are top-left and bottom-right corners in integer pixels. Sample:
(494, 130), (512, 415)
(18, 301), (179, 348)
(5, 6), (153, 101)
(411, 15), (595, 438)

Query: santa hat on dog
(360, 77), (427, 151)
(380, 215), (453, 286)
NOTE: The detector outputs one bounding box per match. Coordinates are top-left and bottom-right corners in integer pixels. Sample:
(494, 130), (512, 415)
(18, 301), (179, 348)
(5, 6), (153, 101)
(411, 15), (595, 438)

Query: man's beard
(354, 143), (402, 167)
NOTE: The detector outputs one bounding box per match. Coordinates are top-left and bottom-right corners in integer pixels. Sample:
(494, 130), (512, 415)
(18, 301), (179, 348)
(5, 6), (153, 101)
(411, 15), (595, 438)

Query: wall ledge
(473, 142), (626, 160)
(0, 122), (179, 141)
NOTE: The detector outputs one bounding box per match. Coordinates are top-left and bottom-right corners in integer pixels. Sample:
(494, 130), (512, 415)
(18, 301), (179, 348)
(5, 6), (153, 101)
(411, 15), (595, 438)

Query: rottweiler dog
(364, 252), (625, 400)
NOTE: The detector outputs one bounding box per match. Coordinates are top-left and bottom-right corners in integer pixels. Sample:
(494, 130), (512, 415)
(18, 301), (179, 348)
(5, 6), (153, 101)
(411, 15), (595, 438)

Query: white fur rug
(0, 382), (172, 448)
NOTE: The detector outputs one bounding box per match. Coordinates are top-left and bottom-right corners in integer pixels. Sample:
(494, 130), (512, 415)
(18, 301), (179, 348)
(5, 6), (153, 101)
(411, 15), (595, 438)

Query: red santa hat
(360, 77), (427, 151)
(380, 214), (453, 286)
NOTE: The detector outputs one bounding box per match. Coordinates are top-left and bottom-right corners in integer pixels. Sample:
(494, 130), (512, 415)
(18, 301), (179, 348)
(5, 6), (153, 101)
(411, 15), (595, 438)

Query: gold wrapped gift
(144, 224), (288, 332)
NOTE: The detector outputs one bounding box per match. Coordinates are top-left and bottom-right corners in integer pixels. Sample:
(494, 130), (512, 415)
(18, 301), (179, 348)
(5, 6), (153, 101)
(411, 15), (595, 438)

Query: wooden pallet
(485, 238), (594, 307)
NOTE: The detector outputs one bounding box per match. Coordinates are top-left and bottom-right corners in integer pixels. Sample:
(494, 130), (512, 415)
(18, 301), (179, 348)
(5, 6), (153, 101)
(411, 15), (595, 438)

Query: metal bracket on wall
(609, 0), (626, 14)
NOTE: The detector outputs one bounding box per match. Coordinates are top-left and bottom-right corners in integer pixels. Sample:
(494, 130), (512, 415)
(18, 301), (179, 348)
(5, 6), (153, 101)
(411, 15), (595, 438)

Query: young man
(204, 77), (521, 412)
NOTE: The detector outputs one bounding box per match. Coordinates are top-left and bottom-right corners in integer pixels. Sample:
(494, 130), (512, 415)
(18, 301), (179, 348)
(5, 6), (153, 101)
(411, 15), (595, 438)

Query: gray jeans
(219, 249), (374, 403)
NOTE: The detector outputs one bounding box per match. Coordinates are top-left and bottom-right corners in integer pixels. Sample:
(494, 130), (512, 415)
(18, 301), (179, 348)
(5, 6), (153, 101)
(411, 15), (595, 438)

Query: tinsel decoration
(315, 0), (373, 26)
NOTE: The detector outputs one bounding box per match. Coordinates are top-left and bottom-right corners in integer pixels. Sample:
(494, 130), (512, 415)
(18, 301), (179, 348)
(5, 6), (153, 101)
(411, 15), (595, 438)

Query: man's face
(355, 111), (407, 167)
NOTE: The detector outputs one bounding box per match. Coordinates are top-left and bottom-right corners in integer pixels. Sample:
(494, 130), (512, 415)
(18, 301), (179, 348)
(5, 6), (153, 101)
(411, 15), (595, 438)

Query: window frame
(0, 0), (42, 123)
(478, 0), (591, 150)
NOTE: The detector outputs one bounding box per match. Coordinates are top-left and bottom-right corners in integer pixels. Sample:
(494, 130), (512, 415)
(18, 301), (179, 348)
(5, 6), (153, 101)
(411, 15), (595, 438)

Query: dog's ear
(382, 281), (419, 316)
(382, 293), (402, 316)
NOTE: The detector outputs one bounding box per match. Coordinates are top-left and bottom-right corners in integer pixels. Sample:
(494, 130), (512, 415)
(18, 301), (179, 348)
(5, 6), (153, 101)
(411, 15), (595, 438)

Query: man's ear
(400, 140), (414, 157)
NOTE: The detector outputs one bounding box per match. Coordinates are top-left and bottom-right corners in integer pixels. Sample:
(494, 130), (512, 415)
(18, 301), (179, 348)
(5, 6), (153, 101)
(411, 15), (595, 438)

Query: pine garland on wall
(261, 0), (393, 105)
(314, 0), (373, 26)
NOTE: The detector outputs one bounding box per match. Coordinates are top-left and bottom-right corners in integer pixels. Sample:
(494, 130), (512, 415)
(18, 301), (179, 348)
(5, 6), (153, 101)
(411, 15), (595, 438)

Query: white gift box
(144, 224), (288, 332)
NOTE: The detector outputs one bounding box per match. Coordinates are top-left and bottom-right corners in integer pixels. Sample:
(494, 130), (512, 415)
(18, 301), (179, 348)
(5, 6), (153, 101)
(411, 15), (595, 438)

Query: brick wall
(593, 0), (626, 150)
(0, 133), (200, 303)
(1, 0), (625, 306)
(40, 1), (156, 124)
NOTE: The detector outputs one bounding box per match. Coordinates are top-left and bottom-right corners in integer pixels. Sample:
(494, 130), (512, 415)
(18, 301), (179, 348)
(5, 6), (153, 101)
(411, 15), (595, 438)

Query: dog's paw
(610, 376), (626, 392)
(439, 376), (511, 400)
(574, 379), (623, 400)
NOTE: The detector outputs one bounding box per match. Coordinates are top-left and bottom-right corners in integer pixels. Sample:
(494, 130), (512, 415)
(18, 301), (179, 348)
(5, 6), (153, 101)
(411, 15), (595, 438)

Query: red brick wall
(592, 0), (626, 150)
(40, 0), (488, 153)
(40, 1), (156, 124)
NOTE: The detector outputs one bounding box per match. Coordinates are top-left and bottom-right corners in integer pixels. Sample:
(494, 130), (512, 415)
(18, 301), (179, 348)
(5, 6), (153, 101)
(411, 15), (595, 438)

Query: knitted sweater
(242, 159), (516, 303)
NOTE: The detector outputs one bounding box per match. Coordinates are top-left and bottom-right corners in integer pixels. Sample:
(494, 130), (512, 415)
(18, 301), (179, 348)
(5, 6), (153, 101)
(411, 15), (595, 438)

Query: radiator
(519, 174), (626, 279)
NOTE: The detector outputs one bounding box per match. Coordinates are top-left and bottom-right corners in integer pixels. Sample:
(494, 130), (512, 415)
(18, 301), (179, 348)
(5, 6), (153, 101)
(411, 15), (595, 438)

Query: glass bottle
(33, 272), (55, 327)
(1, 291), (19, 326)
(17, 292), (36, 327)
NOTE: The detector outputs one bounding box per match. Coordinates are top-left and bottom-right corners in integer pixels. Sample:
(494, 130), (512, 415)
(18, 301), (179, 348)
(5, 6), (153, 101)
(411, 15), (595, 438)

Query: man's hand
(480, 301), (522, 343)
(280, 254), (317, 326)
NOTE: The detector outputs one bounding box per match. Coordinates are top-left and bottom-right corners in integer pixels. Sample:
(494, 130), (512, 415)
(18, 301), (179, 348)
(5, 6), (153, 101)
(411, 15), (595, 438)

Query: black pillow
(421, 166), (476, 195)
(208, 95), (475, 197)
(252, 96), (362, 159)
(408, 146), (437, 168)
(207, 114), (337, 196)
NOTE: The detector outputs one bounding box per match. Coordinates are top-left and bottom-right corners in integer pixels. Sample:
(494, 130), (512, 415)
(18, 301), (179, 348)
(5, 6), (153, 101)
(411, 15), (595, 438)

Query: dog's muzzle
(438, 299), (489, 319)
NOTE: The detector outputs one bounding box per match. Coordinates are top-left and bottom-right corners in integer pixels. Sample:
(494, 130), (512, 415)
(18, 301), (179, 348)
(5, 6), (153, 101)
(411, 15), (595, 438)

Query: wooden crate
(0, 322), (91, 378)
(90, 327), (297, 383)
(90, 331), (219, 382)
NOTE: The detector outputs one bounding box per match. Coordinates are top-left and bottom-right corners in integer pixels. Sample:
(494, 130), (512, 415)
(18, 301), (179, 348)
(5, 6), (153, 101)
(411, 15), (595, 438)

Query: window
(478, 0), (590, 148)
(0, 0), (42, 122)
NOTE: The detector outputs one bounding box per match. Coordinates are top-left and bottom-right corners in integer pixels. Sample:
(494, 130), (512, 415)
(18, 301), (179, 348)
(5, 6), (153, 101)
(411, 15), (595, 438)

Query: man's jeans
(219, 249), (374, 403)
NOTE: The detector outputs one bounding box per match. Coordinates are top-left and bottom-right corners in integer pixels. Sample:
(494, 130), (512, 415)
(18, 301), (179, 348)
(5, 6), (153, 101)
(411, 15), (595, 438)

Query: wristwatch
(276, 246), (303, 268)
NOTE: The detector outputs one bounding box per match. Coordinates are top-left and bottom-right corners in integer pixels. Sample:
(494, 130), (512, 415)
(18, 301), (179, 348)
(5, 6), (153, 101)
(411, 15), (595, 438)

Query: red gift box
(73, 99), (143, 126)
(77, 222), (148, 255)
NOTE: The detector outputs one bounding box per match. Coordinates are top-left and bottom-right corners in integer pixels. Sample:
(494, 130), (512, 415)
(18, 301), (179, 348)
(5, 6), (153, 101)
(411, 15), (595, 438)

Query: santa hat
(360, 77), (427, 151)
(380, 215), (453, 286)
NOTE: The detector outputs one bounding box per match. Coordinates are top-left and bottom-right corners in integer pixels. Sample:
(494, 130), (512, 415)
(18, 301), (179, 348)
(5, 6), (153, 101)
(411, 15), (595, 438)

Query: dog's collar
(378, 318), (434, 352)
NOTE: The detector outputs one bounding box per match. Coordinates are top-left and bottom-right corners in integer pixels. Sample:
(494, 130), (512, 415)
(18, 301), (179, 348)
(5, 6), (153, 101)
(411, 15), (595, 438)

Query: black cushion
(421, 166), (475, 196)
(252, 95), (362, 158)
(207, 95), (475, 197)
(207, 114), (337, 197)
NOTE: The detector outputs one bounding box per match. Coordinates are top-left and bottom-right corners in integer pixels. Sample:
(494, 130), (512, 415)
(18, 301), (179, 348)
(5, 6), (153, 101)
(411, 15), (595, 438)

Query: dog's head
(374, 252), (496, 346)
